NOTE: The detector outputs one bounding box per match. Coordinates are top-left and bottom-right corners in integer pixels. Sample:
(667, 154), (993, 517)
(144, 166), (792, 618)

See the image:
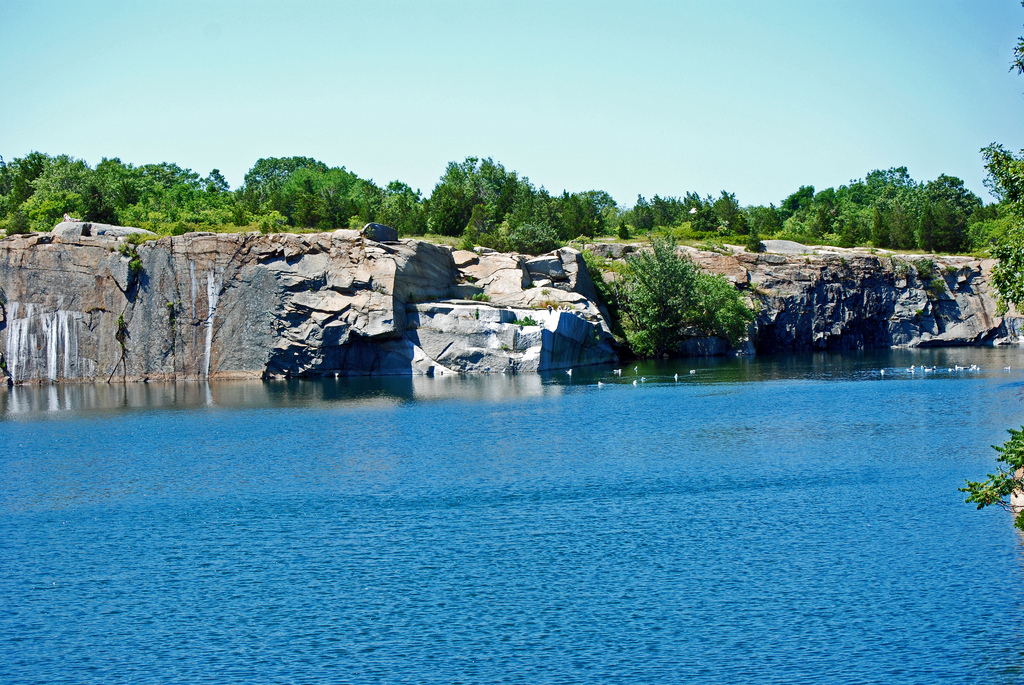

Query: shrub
(927, 278), (948, 299)
(258, 210), (287, 234)
(689, 271), (755, 343)
(458, 224), (477, 251)
(471, 292), (490, 302)
(745, 230), (764, 253)
(915, 258), (935, 281)
(508, 222), (560, 255)
(6, 210), (30, 235)
(514, 315), (539, 326)
(126, 231), (157, 245)
(619, 235), (753, 357)
(696, 237), (729, 254)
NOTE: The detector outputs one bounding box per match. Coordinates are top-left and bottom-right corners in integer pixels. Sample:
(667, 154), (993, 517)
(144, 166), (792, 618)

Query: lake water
(3, 347), (1024, 684)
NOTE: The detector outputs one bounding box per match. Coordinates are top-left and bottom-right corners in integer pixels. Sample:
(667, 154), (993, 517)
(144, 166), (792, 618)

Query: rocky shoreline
(0, 223), (1020, 384)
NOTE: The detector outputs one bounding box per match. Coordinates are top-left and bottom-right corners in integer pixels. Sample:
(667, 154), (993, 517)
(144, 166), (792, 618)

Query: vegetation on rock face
(616, 236), (753, 358)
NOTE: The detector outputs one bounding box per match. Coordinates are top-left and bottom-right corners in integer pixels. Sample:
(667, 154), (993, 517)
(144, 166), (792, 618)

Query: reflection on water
(0, 372), (557, 416)
(3, 346), (1023, 417)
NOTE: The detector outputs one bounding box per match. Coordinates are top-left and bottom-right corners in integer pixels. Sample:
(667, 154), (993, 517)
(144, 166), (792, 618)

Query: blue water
(3, 348), (1024, 684)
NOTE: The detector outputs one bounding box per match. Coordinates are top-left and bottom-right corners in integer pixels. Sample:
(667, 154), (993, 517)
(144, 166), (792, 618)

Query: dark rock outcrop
(587, 240), (1021, 354)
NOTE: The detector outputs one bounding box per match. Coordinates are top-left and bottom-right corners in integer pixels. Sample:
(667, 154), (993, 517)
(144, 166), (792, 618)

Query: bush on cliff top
(616, 235), (753, 358)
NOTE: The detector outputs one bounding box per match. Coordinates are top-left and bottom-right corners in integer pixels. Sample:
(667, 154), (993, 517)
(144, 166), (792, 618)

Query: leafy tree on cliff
(617, 235), (753, 357)
(239, 156), (328, 211)
(618, 236), (698, 357)
(962, 428), (1024, 530)
(985, 143), (1024, 313)
(962, 4), (1024, 529)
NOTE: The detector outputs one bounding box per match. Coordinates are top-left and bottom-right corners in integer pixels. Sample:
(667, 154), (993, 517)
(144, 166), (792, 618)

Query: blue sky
(1, 0), (1022, 206)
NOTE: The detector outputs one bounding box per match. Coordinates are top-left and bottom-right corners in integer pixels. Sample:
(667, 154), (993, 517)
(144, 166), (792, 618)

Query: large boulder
(361, 223), (398, 242)
(51, 221), (156, 240)
(761, 239), (811, 255)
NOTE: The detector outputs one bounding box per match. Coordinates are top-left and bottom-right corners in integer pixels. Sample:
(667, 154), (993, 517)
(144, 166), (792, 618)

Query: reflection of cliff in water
(0, 374), (558, 416)
(4, 345), (1024, 418)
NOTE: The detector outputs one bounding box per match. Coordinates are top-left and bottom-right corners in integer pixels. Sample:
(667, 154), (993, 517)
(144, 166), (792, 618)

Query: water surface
(2, 348), (1024, 683)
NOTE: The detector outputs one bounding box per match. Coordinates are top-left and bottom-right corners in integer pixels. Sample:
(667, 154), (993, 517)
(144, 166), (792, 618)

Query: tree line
(0, 151), (1008, 255)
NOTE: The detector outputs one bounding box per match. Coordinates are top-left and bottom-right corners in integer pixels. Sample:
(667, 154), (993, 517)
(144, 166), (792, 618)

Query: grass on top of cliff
(0, 218), (990, 260)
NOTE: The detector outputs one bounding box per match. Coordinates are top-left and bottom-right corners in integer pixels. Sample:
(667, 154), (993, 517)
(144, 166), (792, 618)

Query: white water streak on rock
(5, 304), (81, 381)
(204, 270), (221, 377)
(189, 262), (198, 321)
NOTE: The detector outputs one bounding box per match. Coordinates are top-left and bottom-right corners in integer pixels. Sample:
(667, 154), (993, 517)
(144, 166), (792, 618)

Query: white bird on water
(633, 379), (638, 386)
(690, 369), (696, 374)
(634, 365), (639, 373)
(1005, 366), (1012, 371)
(614, 369), (622, 376)
(597, 381), (605, 388)
(674, 373), (679, 381)
(880, 369), (885, 376)
(566, 369), (572, 377)
(641, 376), (646, 383)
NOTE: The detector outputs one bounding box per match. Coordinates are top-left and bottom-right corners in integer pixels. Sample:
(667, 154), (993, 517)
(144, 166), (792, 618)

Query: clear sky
(2, 0), (1022, 206)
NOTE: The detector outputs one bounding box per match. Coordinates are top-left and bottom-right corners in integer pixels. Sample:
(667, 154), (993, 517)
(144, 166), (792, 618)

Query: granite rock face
(588, 241), (1022, 354)
(698, 249), (1017, 352)
(5, 228), (1019, 383)
(0, 225), (616, 383)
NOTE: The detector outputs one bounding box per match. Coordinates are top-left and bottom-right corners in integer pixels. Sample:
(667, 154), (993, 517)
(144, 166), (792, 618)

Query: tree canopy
(0, 150), (1002, 257)
(617, 236), (753, 358)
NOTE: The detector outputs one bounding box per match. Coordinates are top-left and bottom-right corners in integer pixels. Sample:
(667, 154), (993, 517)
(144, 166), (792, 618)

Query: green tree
(1, 151), (49, 212)
(203, 169), (230, 194)
(746, 204), (782, 239)
(632, 195), (654, 232)
(961, 427), (1024, 530)
(508, 222), (560, 255)
(986, 144), (1024, 312)
(691, 270), (755, 343)
(618, 235), (754, 357)
(780, 185), (815, 219)
(712, 190), (745, 234)
(377, 181), (427, 236)
(963, 7), (1024, 527)
(240, 156), (327, 211)
(917, 203), (937, 253)
(619, 236), (698, 357)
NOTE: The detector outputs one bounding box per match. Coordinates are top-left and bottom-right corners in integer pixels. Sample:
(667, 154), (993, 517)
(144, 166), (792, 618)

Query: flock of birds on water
(559, 363), (1016, 388)
(578, 366), (701, 388)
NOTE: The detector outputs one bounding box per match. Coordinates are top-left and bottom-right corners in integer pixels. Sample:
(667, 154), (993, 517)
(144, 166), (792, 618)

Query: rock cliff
(585, 239), (1019, 353)
(0, 223), (616, 383)
(672, 243), (1016, 353)
(2, 224), (1020, 384)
